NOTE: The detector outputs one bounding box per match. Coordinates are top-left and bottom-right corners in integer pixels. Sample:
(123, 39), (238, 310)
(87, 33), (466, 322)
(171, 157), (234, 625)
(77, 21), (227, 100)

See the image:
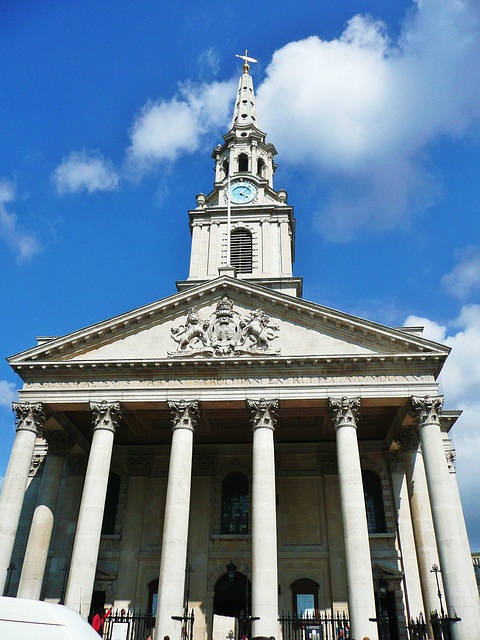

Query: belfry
(1, 56), (479, 640)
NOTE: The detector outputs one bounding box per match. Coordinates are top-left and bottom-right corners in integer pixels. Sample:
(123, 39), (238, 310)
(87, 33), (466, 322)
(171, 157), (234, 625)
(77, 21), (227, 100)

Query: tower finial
(235, 49), (258, 75)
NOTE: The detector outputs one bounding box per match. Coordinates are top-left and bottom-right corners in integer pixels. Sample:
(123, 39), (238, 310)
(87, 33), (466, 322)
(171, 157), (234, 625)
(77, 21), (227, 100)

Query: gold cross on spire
(235, 49), (258, 74)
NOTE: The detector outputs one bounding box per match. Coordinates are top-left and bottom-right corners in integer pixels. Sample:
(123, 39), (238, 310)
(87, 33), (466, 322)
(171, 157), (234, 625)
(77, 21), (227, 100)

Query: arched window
(291, 579), (319, 617)
(230, 228), (253, 274)
(221, 472), (248, 534)
(101, 472), (120, 535)
(257, 158), (266, 178)
(238, 153), (249, 172)
(362, 470), (386, 533)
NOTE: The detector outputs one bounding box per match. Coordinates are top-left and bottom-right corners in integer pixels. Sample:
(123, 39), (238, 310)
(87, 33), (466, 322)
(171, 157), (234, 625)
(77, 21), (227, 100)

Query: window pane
(221, 472), (248, 534)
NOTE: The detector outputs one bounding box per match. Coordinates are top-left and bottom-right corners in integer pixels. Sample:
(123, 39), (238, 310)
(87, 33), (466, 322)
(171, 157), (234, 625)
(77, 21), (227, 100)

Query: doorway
(214, 571), (251, 618)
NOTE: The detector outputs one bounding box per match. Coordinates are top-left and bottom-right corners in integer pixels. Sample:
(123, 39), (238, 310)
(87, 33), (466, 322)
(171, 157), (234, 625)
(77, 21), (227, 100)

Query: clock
(228, 181), (257, 204)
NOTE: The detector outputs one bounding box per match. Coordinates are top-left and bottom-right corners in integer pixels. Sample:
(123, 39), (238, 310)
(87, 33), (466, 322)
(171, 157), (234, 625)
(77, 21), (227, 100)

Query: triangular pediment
(8, 277), (449, 372)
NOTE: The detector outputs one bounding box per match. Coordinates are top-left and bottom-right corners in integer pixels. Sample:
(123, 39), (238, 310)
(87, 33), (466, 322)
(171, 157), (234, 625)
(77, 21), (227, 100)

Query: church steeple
(176, 55), (303, 298)
(230, 57), (259, 131)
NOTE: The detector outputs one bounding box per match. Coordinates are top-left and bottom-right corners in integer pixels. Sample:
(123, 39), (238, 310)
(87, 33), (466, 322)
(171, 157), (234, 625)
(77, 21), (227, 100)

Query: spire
(231, 50), (259, 130)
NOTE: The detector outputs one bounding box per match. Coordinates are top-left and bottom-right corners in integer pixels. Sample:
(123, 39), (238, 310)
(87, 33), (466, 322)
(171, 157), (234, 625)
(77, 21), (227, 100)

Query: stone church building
(0, 58), (479, 640)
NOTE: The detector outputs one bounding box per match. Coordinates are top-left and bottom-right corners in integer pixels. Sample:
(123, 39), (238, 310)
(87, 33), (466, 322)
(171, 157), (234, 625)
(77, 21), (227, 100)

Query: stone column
(155, 400), (200, 640)
(247, 398), (279, 639)
(65, 400), (122, 617)
(395, 426), (440, 629)
(251, 141), (258, 175)
(410, 396), (480, 639)
(388, 451), (425, 624)
(189, 223), (201, 278)
(329, 397), (378, 640)
(17, 431), (74, 599)
(0, 402), (46, 595)
(215, 156), (221, 182)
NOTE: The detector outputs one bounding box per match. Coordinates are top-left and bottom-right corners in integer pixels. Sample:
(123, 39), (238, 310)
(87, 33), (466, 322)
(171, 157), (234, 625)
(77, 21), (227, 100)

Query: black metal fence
(279, 612), (350, 640)
(407, 611), (460, 640)
(102, 609), (194, 640)
(103, 610), (154, 640)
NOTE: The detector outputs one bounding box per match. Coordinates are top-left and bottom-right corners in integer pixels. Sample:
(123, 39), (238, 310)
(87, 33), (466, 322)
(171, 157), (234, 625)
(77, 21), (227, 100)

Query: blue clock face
(228, 181), (257, 204)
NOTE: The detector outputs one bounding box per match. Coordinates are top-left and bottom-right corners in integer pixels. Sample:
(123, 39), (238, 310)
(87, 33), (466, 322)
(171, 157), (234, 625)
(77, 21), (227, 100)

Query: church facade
(1, 59), (479, 640)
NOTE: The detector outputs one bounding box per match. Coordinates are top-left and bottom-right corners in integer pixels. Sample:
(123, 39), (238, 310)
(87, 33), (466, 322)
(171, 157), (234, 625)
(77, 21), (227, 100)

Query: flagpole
(227, 174), (231, 266)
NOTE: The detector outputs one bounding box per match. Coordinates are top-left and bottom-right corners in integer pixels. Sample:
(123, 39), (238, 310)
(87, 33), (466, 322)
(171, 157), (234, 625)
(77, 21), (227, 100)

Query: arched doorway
(214, 570), (251, 618)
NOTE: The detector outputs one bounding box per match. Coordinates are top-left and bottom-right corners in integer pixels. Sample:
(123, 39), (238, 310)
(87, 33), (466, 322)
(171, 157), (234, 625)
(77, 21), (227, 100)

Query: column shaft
(65, 401), (121, 617)
(155, 400), (199, 640)
(330, 397), (378, 640)
(397, 428), (441, 628)
(411, 396), (480, 640)
(17, 437), (69, 599)
(0, 402), (45, 594)
(389, 462), (425, 622)
(248, 398), (279, 639)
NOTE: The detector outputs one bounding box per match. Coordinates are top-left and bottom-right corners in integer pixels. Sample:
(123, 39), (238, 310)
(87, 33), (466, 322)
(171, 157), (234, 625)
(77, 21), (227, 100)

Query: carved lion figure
(171, 308), (208, 351)
(240, 309), (279, 350)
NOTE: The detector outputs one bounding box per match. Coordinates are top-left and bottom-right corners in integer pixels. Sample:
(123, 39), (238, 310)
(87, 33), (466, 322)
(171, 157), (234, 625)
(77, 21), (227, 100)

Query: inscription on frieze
(168, 296), (280, 357)
(25, 373), (431, 390)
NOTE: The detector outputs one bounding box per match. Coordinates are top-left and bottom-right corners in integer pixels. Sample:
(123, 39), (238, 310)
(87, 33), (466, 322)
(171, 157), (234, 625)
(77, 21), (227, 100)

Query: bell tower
(177, 52), (303, 298)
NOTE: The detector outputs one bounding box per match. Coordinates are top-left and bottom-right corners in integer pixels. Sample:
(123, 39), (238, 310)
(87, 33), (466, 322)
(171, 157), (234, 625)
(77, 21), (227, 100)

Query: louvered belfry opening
(230, 228), (253, 274)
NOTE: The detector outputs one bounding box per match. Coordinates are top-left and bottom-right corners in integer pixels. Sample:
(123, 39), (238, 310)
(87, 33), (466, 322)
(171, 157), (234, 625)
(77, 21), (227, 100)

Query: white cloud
(0, 380), (16, 408)
(125, 79), (236, 175)
(442, 246), (480, 298)
(197, 47), (221, 77)
(123, 1), (480, 236)
(404, 304), (480, 548)
(0, 180), (41, 261)
(53, 150), (119, 195)
(255, 0), (480, 239)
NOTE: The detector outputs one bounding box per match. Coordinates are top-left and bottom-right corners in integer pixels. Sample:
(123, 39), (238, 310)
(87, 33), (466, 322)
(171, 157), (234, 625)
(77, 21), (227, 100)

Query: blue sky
(2, 0), (480, 549)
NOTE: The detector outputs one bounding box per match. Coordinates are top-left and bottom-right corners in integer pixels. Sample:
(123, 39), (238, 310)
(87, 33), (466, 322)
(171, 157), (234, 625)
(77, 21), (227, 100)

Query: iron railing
(407, 611), (460, 640)
(407, 614), (428, 640)
(279, 611), (350, 640)
(103, 609), (154, 640)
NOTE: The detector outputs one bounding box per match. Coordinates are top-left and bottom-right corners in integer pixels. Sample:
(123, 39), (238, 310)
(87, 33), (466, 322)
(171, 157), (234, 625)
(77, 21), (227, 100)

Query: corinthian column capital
(410, 395), (444, 427)
(329, 396), (360, 430)
(44, 431), (76, 457)
(12, 402), (47, 435)
(167, 400), (201, 431)
(247, 398), (279, 431)
(394, 425), (420, 453)
(90, 400), (122, 433)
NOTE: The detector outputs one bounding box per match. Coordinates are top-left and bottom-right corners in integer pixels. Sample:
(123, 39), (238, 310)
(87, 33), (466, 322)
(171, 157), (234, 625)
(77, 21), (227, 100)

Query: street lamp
(430, 564), (445, 617)
(226, 560), (237, 583)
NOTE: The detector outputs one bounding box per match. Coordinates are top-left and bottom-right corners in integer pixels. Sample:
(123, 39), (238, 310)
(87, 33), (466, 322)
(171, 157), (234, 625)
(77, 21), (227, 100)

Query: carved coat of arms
(168, 296), (280, 357)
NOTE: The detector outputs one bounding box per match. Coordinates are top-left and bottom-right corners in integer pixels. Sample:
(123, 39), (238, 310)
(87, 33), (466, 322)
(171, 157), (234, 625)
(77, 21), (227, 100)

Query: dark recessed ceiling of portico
(62, 405), (399, 447)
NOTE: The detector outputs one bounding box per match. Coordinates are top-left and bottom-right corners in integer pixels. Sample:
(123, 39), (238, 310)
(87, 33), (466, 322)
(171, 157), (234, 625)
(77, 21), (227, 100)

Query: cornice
(11, 352), (444, 382)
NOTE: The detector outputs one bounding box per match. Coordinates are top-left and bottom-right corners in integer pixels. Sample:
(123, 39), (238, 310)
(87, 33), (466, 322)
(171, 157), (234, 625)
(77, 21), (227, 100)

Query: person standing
(91, 606), (112, 636)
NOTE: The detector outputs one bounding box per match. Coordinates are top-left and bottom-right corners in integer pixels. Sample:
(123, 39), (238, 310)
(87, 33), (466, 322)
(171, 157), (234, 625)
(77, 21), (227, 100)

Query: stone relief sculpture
(171, 308), (208, 351)
(168, 295), (280, 357)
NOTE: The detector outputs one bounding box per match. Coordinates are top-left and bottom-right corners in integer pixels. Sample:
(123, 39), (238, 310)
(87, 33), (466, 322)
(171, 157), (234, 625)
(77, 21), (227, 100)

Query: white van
(0, 596), (101, 640)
